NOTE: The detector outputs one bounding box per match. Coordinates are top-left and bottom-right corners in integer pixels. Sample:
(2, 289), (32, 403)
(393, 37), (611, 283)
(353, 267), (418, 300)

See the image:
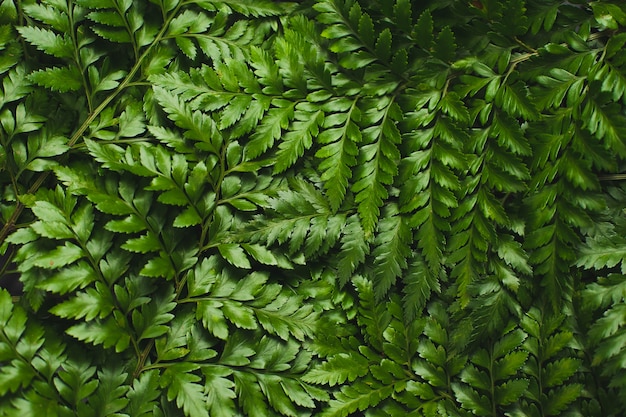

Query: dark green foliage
(2, 0), (626, 416)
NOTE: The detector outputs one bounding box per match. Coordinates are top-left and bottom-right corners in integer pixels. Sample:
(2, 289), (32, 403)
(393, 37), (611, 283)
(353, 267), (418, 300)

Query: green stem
(67, 0), (94, 113)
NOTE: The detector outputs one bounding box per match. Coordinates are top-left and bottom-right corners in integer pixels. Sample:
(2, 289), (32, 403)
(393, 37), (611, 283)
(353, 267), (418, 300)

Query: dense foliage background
(2, 0), (626, 415)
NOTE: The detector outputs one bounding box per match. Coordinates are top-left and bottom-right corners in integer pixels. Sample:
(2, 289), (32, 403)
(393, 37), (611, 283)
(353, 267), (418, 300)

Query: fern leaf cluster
(2, 0), (626, 416)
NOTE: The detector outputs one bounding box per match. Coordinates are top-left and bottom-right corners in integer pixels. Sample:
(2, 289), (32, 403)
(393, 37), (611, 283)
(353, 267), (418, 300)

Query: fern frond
(28, 66), (83, 92)
(401, 254), (441, 321)
(151, 85), (223, 154)
(195, 0), (292, 17)
(244, 100), (294, 161)
(315, 97), (360, 212)
(241, 198), (342, 258)
(336, 214), (369, 286)
(352, 98), (402, 236)
(453, 328), (529, 416)
(320, 381), (394, 417)
(371, 205), (411, 300)
(274, 105), (324, 173)
(16, 26), (73, 59)
(520, 307), (584, 415)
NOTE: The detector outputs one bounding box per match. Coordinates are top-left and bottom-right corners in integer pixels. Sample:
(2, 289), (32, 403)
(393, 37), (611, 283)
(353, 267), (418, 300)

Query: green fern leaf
(199, 0), (289, 17)
(451, 383), (492, 416)
(352, 99), (402, 236)
(520, 307), (584, 415)
(402, 255), (441, 320)
(140, 254), (178, 279)
(497, 235), (532, 275)
(589, 303), (626, 343)
(37, 262), (96, 295)
(578, 233), (626, 272)
(393, 0), (412, 33)
(439, 92), (470, 124)
(495, 378), (529, 406)
(2, 103), (45, 141)
(231, 372), (267, 417)
(86, 10), (126, 27)
(124, 370), (162, 417)
(218, 243), (251, 269)
(258, 373), (301, 416)
(222, 300), (256, 331)
(494, 351), (529, 380)
(282, 378), (320, 408)
(254, 292), (317, 341)
(415, 205), (449, 273)
(316, 97), (360, 212)
(244, 102), (294, 160)
(167, 9), (207, 36)
(414, 9), (433, 50)
(20, 3), (69, 32)
(433, 26), (456, 62)
(16, 26), (72, 58)
(89, 67), (127, 95)
(493, 111), (532, 156)
(92, 25), (132, 43)
(320, 381), (394, 417)
(203, 366), (236, 417)
(134, 289), (176, 341)
(249, 45), (282, 94)
(197, 300), (229, 340)
(6, 1), (626, 416)
(122, 233), (161, 254)
(161, 363), (209, 417)
(83, 365), (129, 416)
(241, 243), (277, 266)
(274, 107), (324, 173)
(219, 332), (255, 366)
(32, 242), (84, 269)
(55, 358), (99, 405)
(496, 0), (528, 36)
(0, 290), (44, 394)
(357, 11), (375, 47)
(28, 66), (82, 92)
(584, 275), (626, 311)
(544, 384), (585, 416)
(493, 329), (527, 359)
(372, 207), (411, 300)
(303, 352), (369, 386)
(66, 317), (131, 352)
(336, 214), (369, 286)
(151, 86), (222, 155)
(496, 81), (540, 120)
(375, 28), (392, 62)
(542, 357), (582, 388)
(0, 67), (32, 106)
(174, 207), (202, 228)
(50, 282), (115, 321)
(592, 60), (626, 102)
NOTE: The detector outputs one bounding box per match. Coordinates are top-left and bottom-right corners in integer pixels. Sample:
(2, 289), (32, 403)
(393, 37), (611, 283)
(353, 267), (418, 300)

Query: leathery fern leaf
(401, 102), (466, 275)
(371, 204), (411, 300)
(520, 307), (583, 416)
(237, 177), (343, 258)
(0, 289), (44, 396)
(579, 186), (626, 409)
(274, 105), (324, 173)
(401, 254), (442, 321)
(453, 328), (529, 416)
(315, 97), (361, 212)
(352, 98), (402, 237)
